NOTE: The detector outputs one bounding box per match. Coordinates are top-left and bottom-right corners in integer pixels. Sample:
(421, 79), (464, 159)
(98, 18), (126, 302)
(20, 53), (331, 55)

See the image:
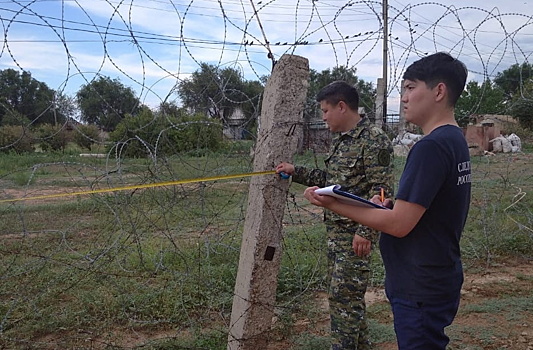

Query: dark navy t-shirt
(379, 125), (471, 302)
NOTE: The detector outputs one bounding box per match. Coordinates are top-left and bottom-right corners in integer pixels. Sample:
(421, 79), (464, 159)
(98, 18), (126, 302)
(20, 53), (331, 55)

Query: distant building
(471, 114), (518, 133)
(223, 108), (249, 140)
(464, 114), (518, 155)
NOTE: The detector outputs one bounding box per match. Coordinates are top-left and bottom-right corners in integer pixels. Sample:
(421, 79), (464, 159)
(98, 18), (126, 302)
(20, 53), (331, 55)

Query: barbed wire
(0, 1), (532, 348)
(1, 1), (531, 101)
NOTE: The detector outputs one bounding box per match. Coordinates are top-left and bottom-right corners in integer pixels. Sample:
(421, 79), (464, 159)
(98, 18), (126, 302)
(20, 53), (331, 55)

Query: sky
(1, 0), (532, 114)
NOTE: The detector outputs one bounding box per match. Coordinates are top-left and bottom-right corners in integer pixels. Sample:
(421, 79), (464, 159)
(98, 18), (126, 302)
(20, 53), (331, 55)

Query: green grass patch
(0, 148), (532, 348)
(460, 295), (532, 316)
(292, 334), (331, 350)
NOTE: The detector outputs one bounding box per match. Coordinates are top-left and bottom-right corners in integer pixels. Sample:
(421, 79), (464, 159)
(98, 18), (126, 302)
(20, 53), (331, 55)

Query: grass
(0, 143), (532, 349)
(463, 152), (533, 260)
(292, 334), (331, 350)
(447, 294), (533, 349)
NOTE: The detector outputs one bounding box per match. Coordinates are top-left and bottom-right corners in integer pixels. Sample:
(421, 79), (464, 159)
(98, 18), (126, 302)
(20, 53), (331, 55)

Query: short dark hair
(403, 52), (467, 106)
(316, 81), (359, 111)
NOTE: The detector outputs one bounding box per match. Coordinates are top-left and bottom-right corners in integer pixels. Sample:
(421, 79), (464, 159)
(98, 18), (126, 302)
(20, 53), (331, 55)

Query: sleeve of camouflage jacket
(363, 129), (394, 200)
(291, 166), (327, 188)
(355, 128), (394, 242)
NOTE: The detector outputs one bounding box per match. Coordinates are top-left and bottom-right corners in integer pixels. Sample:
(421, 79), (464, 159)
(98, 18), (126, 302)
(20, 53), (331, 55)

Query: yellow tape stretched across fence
(0, 170), (278, 204)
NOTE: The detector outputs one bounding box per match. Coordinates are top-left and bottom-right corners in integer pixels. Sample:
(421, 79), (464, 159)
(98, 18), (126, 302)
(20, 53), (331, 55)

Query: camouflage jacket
(293, 117), (394, 242)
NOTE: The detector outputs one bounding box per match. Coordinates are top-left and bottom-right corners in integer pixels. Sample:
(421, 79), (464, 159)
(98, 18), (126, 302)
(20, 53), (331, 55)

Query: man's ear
(337, 100), (347, 113)
(434, 82), (447, 102)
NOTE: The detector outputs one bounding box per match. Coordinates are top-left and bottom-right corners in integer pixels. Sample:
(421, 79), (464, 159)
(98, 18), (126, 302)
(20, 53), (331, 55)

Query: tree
(53, 93), (78, 123)
(305, 66), (376, 122)
(455, 80), (506, 126)
(494, 62), (533, 100)
(508, 78), (533, 129)
(76, 76), (141, 132)
(177, 63), (263, 130)
(1, 110), (31, 127)
(0, 68), (64, 126)
(234, 79), (263, 138)
(178, 63), (233, 120)
(492, 62), (533, 129)
(158, 101), (187, 118)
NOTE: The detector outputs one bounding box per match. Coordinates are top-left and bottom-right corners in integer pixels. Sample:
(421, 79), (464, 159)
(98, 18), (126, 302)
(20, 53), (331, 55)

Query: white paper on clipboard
(315, 185), (388, 209)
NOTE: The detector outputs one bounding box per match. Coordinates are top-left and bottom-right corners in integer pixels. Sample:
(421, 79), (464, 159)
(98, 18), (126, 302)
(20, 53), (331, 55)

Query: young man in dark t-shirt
(302, 52), (471, 350)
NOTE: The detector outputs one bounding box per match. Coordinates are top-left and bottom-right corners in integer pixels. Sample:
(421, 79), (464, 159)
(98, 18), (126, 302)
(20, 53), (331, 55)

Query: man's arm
(304, 187), (426, 238)
(275, 162), (327, 187)
(363, 131), (395, 199)
(349, 129), (394, 254)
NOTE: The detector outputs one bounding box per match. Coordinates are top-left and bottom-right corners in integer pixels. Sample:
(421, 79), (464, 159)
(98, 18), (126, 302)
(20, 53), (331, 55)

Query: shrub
(0, 125), (34, 153)
(162, 114), (224, 154)
(72, 123), (101, 150)
(1, 110), (31, 127)
(35, 123), (72, 152)
(108, 110), (224, 158)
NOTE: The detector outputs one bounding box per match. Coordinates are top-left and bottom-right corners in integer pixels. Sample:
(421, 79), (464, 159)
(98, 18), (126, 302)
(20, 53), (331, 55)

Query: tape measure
(0, 170), (289, 204)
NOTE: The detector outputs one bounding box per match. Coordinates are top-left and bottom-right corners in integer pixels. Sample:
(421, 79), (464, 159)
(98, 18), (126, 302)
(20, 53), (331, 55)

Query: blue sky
(1, 0), (532, 112)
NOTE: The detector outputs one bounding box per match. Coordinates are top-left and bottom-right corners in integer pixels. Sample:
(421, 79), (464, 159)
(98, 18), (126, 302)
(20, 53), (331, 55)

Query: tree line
(0, 64), (377, 156)
(456, 62), (533, 129)
(0, 61), (531, 155)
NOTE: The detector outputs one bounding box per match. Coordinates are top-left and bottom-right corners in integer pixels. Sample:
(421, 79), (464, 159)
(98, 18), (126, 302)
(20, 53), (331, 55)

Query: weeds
(0, 149), (532, 349)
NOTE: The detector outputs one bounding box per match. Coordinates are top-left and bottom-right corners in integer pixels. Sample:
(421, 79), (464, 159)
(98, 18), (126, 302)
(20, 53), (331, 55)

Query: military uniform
(292, 117), (394, 350)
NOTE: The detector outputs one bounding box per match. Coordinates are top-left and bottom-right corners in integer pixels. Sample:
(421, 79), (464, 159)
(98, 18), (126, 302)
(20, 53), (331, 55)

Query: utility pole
(375, 78), (384, 128)
(382, 0), (388, 127)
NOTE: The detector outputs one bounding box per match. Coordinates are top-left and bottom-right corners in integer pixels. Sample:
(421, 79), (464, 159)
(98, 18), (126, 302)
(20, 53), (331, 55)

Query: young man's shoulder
(428, 124), (464, 138)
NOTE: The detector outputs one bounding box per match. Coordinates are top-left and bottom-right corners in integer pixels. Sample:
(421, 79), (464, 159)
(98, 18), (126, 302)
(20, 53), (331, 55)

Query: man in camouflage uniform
(276, 81), (394, 350)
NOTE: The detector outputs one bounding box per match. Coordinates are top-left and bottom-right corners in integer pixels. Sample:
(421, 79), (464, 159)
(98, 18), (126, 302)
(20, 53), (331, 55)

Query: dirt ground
(2, 152), (532, 349)
(269, 258), (533, 350)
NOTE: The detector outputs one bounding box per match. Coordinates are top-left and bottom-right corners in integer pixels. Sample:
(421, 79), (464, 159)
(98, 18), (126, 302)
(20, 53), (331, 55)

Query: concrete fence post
(227, 54), (309, 350)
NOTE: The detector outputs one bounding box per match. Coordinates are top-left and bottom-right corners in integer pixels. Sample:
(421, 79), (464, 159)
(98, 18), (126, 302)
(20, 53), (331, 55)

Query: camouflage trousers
(327, 227), (372, 350)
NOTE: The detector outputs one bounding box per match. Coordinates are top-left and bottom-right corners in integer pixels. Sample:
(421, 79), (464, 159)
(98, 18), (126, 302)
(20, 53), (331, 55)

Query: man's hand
(275, 162), (295, 176)
(352, 234), (371, 257)
(370, 194), (394, 209)
(303, 186), (337, 207)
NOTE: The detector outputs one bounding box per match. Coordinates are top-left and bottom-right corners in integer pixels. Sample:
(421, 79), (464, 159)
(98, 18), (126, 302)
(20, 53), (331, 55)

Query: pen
(380, 188), (385, 203)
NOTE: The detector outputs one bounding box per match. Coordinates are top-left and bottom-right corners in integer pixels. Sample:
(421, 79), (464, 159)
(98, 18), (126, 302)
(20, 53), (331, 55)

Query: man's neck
(339, 113), (362, 133)
(420, 110), (457, 135)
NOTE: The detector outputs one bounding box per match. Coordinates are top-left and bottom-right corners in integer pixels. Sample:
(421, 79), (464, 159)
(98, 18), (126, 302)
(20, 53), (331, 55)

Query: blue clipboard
(315, 185), (388, 209)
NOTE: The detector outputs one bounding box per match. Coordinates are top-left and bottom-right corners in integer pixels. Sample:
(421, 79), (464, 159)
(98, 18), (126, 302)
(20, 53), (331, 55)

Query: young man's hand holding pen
(371, 187), (394, 209)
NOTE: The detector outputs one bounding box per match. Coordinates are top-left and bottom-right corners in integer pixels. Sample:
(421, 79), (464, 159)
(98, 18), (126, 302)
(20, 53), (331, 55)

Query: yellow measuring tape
(0, 170), (277, 204)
